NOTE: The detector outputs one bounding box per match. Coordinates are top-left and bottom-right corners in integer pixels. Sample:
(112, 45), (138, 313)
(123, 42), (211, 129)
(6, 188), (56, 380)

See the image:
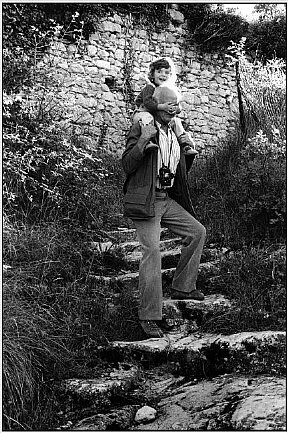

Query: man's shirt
(156, 121), (180, 189)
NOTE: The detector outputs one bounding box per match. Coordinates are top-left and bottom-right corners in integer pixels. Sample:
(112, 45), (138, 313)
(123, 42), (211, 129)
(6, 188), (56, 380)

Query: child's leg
(171, 118), (198, 155)
(133, 111), (154, 125)
(171, 117), (186, 136)
(133, 112), (158, 151)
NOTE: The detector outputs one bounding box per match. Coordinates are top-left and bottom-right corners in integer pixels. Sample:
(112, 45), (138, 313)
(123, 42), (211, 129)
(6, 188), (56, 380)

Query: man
(122, 86), (206, 338)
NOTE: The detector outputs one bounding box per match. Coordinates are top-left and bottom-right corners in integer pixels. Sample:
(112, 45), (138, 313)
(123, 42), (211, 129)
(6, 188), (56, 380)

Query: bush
(200, 244), (286, 334)
(179, 4), (249, 53)
(191, 127), (285, 246)
(3, 90), (125, 229)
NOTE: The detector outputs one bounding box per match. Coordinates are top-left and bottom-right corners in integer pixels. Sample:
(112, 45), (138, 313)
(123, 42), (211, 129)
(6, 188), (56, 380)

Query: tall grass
(200, 244), (286, 334)
(3, 216), (139, 430)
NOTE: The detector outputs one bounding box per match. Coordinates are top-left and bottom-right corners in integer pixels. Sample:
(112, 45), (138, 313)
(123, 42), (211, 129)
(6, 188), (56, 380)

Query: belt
(155, 188), (168, 198)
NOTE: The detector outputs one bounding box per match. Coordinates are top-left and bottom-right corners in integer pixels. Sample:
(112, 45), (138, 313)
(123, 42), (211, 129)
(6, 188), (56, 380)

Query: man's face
(159, 95), (179, 125)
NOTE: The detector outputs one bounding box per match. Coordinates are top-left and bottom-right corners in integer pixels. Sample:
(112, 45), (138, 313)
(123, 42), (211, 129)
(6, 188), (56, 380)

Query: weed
(199, 244), (286, 334)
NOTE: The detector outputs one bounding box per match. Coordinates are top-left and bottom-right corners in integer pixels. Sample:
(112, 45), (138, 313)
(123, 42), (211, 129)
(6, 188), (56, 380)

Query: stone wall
(42, 5), (240, 154)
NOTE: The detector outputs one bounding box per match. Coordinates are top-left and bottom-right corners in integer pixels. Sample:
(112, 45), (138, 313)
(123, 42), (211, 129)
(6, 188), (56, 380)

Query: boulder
(135, 405), (157, 424)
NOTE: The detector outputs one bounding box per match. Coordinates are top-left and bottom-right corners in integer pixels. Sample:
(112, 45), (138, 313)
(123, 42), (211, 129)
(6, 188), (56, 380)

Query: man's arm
(122, 122), (157, 175)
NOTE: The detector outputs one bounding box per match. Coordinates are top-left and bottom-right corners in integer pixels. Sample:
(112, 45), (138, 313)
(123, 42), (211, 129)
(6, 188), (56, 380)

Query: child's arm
(142, 84), (175, 113)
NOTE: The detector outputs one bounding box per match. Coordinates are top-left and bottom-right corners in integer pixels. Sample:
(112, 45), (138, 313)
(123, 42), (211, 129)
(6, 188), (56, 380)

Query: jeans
(132, 194), (206, 320)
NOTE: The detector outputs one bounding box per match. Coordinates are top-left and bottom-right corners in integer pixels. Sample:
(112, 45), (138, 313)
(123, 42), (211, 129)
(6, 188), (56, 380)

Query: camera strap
(158, 129), (173, 170)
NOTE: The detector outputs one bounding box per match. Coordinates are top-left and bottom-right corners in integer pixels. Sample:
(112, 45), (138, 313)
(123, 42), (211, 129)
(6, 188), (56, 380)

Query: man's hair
(153, 85), (181, 104)
(148, 58), (172, 83)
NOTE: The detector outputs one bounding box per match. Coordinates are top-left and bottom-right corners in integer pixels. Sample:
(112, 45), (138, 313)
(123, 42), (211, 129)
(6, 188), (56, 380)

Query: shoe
(145, 141), (159, 151)
(156, 318), (175, 332)
(171, 289), (204, 301)
(183, 145), (198, 156)
(139, 320), (164, 338)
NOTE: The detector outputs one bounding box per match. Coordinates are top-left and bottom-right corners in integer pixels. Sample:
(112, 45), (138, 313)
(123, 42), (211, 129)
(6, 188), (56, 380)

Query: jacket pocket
(124, 191), (154, 219)
(124, 193), (147, 204)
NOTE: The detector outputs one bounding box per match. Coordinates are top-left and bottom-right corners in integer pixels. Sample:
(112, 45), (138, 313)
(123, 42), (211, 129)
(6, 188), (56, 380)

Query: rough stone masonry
(41, 4), (240, 154)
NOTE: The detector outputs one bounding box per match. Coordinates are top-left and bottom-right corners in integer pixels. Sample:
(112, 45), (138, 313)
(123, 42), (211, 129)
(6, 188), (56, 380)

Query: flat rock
(111, 331), (286, 377)
(70, 405), (137, 430)
(132, 374), (286, 430)
(58, 363), (139, 406)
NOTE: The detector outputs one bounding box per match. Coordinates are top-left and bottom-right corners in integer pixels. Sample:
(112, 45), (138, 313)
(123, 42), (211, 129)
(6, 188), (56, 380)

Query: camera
(159, 165), (174, 187)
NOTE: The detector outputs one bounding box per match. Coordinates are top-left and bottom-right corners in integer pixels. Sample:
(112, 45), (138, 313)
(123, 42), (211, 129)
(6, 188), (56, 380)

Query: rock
(72, 406), (137, 431)
(231, 381), (286, 430)
(133, 375), (286, 431)
(168, 9), (185, 24)
(100, 21), (121, 33)
(135, 405), (157, 424)
(57, 363), (139, 407)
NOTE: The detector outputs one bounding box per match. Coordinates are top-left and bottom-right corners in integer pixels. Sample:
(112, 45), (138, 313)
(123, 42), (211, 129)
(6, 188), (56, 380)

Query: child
(133, 57), (198, 155)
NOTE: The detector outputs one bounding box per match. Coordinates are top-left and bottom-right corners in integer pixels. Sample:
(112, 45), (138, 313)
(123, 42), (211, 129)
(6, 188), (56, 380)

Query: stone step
(103, 227), (173, 243)
(100, 331), (286, 379)
(126, 247), (182, 270)
(105, 294), (232, 334)
(91, 237), (182, 255)
(88, 261), (221, 294)
(91, 238), (230, 264)
(56, 362), (140, 428)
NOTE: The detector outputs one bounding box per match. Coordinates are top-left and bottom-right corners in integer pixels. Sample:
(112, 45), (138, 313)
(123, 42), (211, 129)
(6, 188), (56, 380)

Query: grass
(199, 243), (286, 334)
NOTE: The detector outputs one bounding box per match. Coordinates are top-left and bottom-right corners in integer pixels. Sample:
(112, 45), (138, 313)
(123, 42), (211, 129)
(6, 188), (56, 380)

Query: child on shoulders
(133, 57), (198, 155)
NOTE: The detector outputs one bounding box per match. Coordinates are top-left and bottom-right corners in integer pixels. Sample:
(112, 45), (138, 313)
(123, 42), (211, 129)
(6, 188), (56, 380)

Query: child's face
(153, 67), (171, 86)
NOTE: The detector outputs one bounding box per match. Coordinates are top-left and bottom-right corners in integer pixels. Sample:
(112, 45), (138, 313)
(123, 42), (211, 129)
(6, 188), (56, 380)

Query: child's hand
(160, 102), (179, 114)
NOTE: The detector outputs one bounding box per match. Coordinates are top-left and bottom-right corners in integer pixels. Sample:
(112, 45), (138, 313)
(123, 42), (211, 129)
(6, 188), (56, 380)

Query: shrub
(200, 244), (286, 334)
(3, 89), (125, 229)
(179, 4), (249, 53)
(191, 127), (285, 246)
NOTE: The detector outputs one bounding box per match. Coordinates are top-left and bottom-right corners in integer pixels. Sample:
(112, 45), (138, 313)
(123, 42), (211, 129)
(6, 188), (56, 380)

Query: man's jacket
(122, 122), (196, 220)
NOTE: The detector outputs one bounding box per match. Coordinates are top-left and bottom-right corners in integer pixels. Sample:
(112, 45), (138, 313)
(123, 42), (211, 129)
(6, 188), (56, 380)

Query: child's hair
(148, 57), (177, 85)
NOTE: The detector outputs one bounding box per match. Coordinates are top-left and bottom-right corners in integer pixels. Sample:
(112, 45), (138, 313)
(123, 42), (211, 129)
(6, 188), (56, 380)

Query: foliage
(200, 245), (286, 334)
(191, 126), (286, 247)
(179, 3), (249, 53)
(227, 42), (286, 138)
(245, 13), (286, 61)
(3, 285), (69, 430)
(2, 216), (138, 430)
(253, 3), (285, 21)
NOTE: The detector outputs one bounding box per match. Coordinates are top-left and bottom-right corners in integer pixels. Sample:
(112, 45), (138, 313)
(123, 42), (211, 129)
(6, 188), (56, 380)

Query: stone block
(100, 21), (121, 33)
(210, 107), (223, 117)
(138, 30), (147, 38)
(86, 66), (99, 75)
(113, 14), (123, 24)
(57, 60), (68, 69)
(169, 9), (185, 24)
(89, 32), (100, 42)
(69, 63), (85, 74)
(95, 60), (111, 70)
(115, 49), (124, 60)
(103, 92), (115, 102)
(87, 45), (98, 57)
